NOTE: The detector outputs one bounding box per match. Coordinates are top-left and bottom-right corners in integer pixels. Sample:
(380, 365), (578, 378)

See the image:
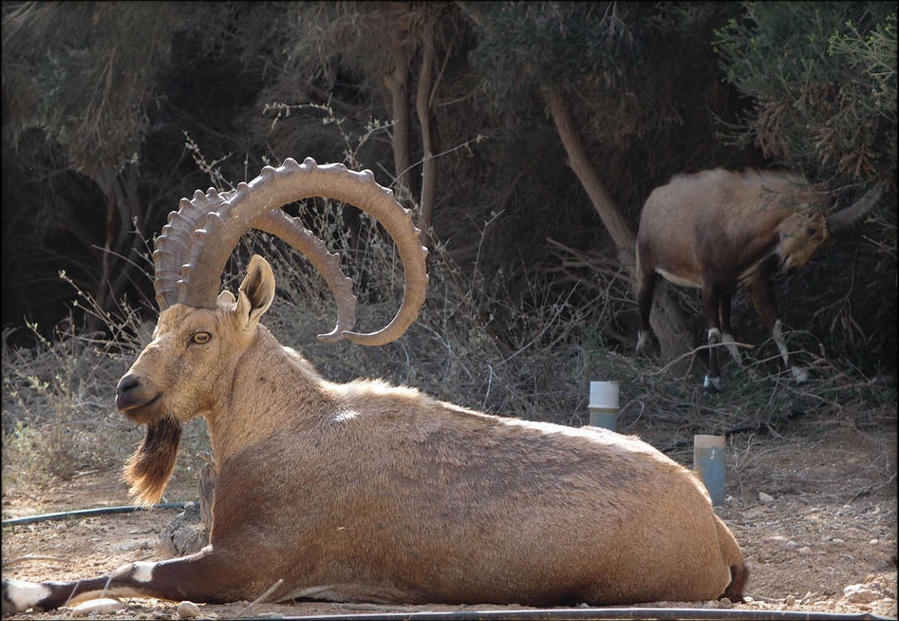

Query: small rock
(579, 602), (590, 608)
(152, 611), (169, 620)
(72, 599), (125, 617)
(743, 595), (755, 603)
(831, 538), (845, 544)
(719, 597), (733, 608)
(786, 540), (798, 548)
(844, 583), (881, 603)
(785, 594), (796, 607)
(177, 600), (201, 619)
(758, 491), (774, 503)
(117, 540), (140, 551)
(798, 546), (812, 555)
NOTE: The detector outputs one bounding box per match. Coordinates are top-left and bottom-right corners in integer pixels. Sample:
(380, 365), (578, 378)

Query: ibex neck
(204, 326), (331, 465)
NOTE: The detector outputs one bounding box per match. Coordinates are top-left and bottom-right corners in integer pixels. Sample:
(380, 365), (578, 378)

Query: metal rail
(271, 608), (892, 621)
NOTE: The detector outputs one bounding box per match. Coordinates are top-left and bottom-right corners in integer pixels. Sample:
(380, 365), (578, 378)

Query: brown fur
(3, 255), (747, 612)
(635, 168), (833, 386)
(636, 168), (830, 291)
(123, 417), (182, 507)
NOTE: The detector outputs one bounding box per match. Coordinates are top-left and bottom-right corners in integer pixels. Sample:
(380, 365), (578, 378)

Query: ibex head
(116, 157), (428, 505)
(776, 186), (882, 272)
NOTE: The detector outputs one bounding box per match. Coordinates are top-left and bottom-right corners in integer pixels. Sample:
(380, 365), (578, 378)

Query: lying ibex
(3, 158), (746, 613)
(636, 168), (881, 391)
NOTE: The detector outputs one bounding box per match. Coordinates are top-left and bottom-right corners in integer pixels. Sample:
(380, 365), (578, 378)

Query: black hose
(1, 502), (189, 527)
(272, 608), (891, 621)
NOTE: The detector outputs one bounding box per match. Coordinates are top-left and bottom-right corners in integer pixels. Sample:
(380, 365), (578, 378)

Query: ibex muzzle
(3, 159), (746, 614)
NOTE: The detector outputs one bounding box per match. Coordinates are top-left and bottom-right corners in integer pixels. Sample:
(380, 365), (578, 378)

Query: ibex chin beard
(122, 416), (182, 507)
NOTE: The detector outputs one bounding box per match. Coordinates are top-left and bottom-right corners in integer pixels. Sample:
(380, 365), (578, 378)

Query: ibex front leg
(745, 272), (807, 383)
(3, 547), (249, 613)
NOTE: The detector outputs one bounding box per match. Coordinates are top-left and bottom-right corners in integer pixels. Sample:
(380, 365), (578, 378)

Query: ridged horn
(826, 187), (882, 235)
(153, 179), (359, 341)
(173, 157), (428, 346)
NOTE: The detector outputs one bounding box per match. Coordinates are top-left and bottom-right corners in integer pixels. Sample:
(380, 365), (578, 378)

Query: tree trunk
(109, 164), (145, 306)
(92, 166), (118, 330)
(546, 88), (691, 361)
(415, 19), (437, 245)
(383, 54), (412, 203)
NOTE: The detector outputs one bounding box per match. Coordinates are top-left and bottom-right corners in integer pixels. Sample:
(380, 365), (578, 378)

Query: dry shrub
(1, 255), (211, 494)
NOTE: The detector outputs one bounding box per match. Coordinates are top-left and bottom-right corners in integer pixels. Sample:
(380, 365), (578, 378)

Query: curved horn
(826, 187), (882, 235)
(154, 187), (357, 341)
(176, 157), (428, 346)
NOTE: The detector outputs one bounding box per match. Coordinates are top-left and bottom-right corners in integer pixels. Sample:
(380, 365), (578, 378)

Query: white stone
(72, 598), (125, 617)
(843, 583), (881, 603)
(758, 491), (774, 503)
(177, 600), (201, 618)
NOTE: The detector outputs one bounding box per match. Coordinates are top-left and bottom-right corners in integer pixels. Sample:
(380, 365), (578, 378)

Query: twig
(237, 578), (284, 617)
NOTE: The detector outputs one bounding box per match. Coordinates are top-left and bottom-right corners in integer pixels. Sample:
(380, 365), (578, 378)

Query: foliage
(2, 1), (184, 173)
(715, 1), (897, 189)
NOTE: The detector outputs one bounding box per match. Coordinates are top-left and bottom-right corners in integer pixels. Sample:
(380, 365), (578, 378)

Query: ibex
(3, 158), (746, 613)
(635, 168), (881, 391)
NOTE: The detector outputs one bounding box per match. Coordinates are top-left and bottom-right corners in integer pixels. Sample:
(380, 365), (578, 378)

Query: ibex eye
(191, 332), (212, 345)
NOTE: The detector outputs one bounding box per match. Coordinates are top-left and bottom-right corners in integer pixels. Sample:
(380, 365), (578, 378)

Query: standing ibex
(3, 158), (746, 613)
(636, 168), (881, 391)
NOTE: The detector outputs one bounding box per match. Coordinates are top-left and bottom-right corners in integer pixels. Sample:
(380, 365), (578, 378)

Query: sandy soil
(2, 414), (896, 619)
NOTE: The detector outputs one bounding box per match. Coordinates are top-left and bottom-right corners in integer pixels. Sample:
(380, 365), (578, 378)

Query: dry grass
(2, 133), (895, 503)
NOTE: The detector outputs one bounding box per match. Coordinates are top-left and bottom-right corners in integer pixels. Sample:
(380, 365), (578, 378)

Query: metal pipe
(273, 607), (892, 621)
(1, 503), (189, 527)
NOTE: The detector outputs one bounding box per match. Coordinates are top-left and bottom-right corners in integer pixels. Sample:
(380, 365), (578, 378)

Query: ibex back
(2, 158), (746, 613)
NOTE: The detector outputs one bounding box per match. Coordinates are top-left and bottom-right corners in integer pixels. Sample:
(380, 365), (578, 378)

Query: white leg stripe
(636, 329), (650, 352)
(132, 561), (156, 583)
(5, 579), (51, 610)
(721, 333), (742, 364)
(703, 375), (721, 391)
(772, 319), (790, 365)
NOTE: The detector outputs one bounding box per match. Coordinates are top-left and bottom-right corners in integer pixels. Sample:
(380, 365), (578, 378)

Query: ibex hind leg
(2, 548), (246, 613)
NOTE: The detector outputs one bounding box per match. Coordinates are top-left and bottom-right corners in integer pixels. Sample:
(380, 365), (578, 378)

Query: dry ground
(2, 410), (896, 620)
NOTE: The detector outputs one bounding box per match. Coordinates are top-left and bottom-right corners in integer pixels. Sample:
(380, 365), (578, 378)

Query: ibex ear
(235, 255), (275, 329)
